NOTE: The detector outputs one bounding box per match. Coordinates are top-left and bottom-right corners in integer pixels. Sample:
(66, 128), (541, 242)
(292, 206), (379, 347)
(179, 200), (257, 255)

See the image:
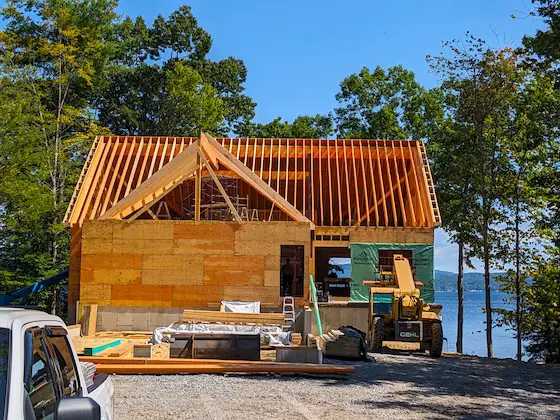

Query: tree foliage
(0, 0), (116, 312)
(237, 115), (334, 138)
(335, 65), (443, 139)
(93, 6), (255, 136)
(428, 37), (528, 358)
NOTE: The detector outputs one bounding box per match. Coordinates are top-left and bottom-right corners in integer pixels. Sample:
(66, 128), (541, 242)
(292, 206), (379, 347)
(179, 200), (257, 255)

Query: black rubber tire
(429, 322), (443, 358)
(370, 317), (384, 353)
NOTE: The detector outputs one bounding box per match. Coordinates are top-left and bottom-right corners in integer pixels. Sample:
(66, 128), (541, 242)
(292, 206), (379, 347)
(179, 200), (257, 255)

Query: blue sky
(116, 0), (542, 124)
(115, 0), (542, 273)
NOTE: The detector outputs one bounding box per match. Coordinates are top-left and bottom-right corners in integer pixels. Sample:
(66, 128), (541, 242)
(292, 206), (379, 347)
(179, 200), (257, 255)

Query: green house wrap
(349, 243), (435, 303)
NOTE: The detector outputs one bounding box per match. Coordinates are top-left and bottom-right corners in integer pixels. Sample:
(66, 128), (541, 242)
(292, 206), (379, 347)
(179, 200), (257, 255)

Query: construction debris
(309, 327), (366, 359)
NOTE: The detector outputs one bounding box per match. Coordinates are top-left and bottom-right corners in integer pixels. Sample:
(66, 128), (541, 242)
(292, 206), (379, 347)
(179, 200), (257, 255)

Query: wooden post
(194, 137), (202, 221)
(83, 304), (98, 337)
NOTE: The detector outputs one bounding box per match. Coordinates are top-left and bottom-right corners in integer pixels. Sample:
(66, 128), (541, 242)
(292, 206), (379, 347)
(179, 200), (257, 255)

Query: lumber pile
(79, 355), (355, 375)
(308, 329), (344, 350)
(291, 333), (302, 346)
(90, 360), (354, 375)
(181, 309), (285, 326)
(72, 337), (122, 356)
(95, 331), (153, 339)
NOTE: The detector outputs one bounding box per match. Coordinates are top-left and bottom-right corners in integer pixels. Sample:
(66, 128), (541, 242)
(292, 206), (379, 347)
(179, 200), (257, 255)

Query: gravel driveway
(112, 354), (560, 419)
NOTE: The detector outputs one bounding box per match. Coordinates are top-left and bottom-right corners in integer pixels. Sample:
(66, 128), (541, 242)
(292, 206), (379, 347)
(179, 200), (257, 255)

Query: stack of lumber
(308, 329), (345, 350)
(291, 333), (302, 346)
(72, 337), (122, 356)
(78, 356), (355, 376)
(94, 331), (153, 339)
(181, 309), (285, 326)
(72, 335), (154, 358)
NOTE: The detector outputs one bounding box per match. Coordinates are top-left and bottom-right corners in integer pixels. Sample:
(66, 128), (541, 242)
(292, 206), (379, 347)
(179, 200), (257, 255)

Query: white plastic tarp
(221, 301), (260, 313)
(152, 322), (292, 346)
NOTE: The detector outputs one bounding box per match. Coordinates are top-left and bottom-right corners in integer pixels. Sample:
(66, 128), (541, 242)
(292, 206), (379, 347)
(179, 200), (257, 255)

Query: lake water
(436, 291), (519, 359)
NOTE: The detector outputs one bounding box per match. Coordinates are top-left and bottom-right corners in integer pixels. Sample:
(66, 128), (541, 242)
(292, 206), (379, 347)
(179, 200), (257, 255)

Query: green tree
(523, 1), (560, 74)
(428, 117), (480, 354)
(523, 255), (560, 363)
(334, 65), (443, 139)
(237, 114), (334, 138)
(0, 0), (116, 311)
(429, 37), (522, 357)
(93, 6), (255, 136)
(495, 74), (559, 361)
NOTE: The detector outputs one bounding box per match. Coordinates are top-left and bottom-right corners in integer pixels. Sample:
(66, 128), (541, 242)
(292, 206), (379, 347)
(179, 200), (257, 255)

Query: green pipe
(309, 274), (323, 336)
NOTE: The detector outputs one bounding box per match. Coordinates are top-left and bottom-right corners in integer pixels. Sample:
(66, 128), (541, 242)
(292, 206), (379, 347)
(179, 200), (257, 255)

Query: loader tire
(370, 317), (384, 353)
(429, 322), (443, 358)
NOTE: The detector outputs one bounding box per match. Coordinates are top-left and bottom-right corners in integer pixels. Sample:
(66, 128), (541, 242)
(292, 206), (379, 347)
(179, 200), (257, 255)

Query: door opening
(280, 245), (304, 297)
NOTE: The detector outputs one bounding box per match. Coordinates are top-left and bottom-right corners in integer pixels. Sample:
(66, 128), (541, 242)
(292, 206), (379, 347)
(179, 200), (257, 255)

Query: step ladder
(282, 296), (296, 329)
(155, 201), (172, 219)
(63, 136), (102, 224)
(419, 141), (441, 227)
(250, 208), (259, 221)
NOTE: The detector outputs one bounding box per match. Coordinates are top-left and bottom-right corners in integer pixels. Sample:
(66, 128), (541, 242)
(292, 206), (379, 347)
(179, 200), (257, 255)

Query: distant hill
(435, 270), (502, 292)
(331, 263), (502, 292)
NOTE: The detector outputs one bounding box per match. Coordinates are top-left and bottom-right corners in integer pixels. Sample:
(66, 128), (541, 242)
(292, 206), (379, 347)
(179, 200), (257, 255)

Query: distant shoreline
(434, 288), (502, 293)
(435, 270), (503, 293)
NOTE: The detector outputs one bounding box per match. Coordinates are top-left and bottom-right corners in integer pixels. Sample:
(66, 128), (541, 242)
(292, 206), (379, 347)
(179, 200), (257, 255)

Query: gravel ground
(111, 353), (560, 420)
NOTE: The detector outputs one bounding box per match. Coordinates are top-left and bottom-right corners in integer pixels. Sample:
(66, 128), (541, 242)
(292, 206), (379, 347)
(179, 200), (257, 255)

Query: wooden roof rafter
(64, 135), (440, 228)
(201, 132), (314, 226)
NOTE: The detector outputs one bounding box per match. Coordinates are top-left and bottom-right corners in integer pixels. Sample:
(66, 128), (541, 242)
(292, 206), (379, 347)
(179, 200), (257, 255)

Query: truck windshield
(0, 328), (9, 418)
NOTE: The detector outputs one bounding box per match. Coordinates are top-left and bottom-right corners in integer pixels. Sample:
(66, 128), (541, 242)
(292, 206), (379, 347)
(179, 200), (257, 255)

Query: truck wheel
(429, 322), (443, 358)
(370, 317), (384, 353)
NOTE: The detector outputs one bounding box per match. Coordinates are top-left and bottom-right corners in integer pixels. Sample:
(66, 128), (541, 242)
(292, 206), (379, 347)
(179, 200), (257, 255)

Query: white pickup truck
(0, 308), (114, 420)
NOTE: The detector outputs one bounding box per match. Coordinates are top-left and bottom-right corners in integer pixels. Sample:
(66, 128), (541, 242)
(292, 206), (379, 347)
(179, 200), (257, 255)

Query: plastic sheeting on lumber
(151, 322), (292, 346)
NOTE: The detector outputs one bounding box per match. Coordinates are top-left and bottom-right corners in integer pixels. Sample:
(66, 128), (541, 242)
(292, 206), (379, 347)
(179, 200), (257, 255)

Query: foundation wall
(76, 220), (311, 312)
(93, 306), (309, 333)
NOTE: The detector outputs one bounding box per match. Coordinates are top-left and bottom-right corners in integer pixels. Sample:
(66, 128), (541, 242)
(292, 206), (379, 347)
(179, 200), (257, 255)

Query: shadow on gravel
(330, 354), (560, 409)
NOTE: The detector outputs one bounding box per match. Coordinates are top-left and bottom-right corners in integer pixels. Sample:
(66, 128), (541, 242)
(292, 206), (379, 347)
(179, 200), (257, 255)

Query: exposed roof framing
(64, 134), (441, 228)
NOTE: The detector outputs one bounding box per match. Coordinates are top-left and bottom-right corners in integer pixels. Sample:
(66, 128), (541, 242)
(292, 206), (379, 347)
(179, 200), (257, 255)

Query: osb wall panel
(349, 227), (434, 244)
(78, 220), (311, 310)
(68, 225), (82, 324)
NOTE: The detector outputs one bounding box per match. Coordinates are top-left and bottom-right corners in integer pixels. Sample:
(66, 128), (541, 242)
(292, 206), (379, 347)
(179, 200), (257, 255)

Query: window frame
(0, 327), (10, 420)
(42, 330), (82, 398)
(24, 327), (60, 420)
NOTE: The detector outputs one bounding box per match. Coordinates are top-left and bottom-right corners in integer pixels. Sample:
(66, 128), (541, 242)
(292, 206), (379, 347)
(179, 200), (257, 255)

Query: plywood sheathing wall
(348, 227), (434, 244)
(68, 224), (82, 324)
(77, 220), (311, 310)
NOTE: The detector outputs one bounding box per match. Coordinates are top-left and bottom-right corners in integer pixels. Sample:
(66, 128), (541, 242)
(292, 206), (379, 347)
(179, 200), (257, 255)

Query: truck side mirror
(55, 397), (100, 420)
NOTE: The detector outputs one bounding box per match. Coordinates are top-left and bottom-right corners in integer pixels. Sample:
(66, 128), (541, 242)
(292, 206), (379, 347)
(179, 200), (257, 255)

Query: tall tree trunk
(483, 204), (493, 358)
(515, 196), (522, 361)
(457, 240), (464, 353)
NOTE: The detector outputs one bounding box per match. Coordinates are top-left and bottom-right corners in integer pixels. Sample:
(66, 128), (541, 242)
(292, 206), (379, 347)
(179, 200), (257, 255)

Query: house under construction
(65, 133), (440, 331)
